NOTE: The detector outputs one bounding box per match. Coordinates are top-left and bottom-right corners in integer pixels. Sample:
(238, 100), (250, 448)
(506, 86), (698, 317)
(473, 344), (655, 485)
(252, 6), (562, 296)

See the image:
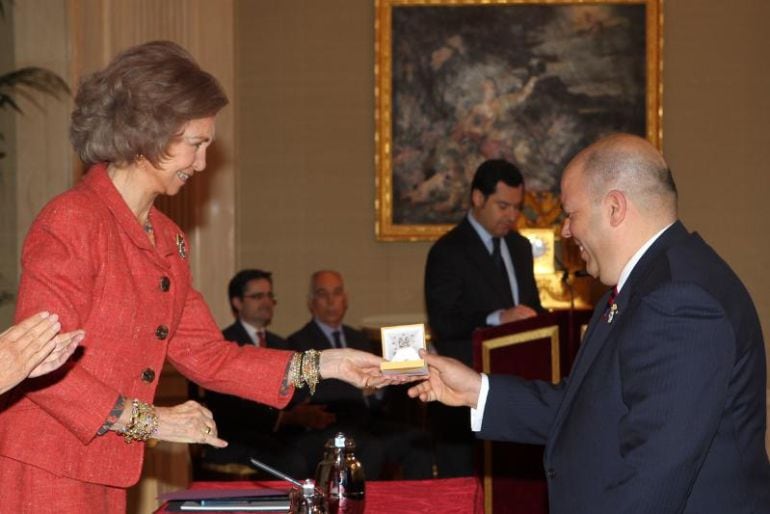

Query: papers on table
(159, 487), (291, 512)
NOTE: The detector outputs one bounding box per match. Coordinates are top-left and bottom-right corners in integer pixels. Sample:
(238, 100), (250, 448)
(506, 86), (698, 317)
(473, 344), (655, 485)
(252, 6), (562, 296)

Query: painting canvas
(375, 0), (662, 241)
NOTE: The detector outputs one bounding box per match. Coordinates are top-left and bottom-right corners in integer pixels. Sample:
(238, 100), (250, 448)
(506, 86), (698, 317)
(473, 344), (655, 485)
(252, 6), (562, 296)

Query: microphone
(554, 253), (590, 282)
(250, 457), (303, 487)
(559, 269), (590, 283)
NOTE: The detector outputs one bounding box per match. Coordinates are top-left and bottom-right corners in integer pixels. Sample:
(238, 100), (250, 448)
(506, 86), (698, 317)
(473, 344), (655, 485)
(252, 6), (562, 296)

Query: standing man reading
(410, 134), (770, 513)
(424, 158), (544, 476)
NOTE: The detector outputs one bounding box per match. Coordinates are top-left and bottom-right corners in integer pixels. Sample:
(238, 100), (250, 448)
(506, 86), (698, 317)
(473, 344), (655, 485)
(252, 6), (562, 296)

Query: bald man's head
(571, 133), (677, 220)
(308, 270), (348, 328)
(560, 134), (678, 286)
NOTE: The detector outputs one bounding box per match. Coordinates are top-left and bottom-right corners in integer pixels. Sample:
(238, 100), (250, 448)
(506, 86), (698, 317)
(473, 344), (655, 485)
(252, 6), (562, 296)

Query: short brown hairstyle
(70, 40), (228, 167)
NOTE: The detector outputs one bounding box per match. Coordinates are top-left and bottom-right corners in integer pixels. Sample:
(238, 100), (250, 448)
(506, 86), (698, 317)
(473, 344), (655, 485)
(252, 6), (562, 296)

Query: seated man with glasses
(199, 269), (322, 478)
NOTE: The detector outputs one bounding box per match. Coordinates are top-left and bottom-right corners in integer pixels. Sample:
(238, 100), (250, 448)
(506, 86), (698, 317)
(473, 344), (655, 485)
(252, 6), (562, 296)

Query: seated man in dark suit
(202, 269), (330, 478)
(287, 270), (433, 480)
(424, 158), (544, 476)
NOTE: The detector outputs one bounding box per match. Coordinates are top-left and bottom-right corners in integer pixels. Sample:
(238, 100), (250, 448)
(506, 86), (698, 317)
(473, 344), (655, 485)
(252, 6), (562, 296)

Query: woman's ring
(204, 426), (211, 436)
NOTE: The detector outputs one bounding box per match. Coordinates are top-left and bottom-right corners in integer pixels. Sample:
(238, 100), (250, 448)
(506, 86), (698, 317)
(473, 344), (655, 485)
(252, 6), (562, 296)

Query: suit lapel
(545, 289), (617, 459)
(458, 219), (512, 305)
(310, 321), (336, 350)
(224, 321), (252, 347)
(343, 326), (371, 352)
(546, 222), (690, 457)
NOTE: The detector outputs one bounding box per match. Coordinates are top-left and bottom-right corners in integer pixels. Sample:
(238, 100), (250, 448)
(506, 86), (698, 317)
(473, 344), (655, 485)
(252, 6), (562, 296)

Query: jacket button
(546, 468), (557, 479)
(155, 325), (169, 340)
(141, 368), (156, 383)
(160, 276), (171, 292)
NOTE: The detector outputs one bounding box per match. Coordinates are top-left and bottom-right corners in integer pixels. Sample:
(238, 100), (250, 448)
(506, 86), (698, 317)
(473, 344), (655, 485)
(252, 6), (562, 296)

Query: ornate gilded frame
(374, 0), (663, 241)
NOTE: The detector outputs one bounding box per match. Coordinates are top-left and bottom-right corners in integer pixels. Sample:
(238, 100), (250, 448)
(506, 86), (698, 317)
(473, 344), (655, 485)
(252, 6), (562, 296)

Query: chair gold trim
(480, 325), (560, 514)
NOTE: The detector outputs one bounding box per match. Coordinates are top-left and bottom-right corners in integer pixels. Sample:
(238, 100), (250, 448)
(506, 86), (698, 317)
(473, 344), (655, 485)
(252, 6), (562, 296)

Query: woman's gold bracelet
(288, 349), (322, 395)
(288, 352), (303, 389)
(118, 399), (158, 443)
(302, 349), (321, 395)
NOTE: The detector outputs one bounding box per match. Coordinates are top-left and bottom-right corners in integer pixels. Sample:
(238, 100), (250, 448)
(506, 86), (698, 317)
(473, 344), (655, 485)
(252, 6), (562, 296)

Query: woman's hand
(318, 348), (415, 389)
(29, 329), (84, 378)
(0, 312), (84, 395)
(153, 400), (228, 448)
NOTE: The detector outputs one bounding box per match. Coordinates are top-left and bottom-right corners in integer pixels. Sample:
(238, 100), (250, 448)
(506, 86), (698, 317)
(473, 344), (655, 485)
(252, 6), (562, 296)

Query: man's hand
(500, 304), (538, 324)
(407, 351), (482, 408)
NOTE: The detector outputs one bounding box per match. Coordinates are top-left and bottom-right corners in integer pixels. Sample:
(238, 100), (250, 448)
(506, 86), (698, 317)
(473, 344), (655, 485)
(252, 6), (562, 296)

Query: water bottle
(291, 478), (328, 514)
(315, 432), (365, 514)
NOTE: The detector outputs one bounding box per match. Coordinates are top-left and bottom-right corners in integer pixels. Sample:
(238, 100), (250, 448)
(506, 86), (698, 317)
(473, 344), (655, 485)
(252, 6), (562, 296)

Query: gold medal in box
(379, 324), (428, 376)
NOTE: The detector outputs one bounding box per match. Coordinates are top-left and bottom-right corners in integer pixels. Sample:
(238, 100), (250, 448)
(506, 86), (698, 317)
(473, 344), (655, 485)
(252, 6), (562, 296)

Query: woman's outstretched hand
(319, 348), (417, 389)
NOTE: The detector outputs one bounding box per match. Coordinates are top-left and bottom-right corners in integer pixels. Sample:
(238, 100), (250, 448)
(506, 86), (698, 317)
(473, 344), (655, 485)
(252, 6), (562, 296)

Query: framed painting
(375, 0), (662, 241)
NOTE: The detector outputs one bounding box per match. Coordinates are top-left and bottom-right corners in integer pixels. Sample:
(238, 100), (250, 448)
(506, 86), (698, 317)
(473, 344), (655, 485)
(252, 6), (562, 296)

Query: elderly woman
(0, 41), (386, 513)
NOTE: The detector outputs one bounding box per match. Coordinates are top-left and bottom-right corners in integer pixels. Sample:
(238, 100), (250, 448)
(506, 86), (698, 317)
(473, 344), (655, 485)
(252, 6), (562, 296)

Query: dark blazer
(479, 222), (770, 513)
(287, 321), (378, 420)
(425, 217), (544, 365)
(205, 321), (289, 442)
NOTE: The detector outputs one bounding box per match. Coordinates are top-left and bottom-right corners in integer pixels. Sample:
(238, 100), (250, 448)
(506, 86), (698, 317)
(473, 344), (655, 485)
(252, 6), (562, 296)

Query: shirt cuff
(470, 374), (490, 432)
(486, 310), (503, 326)
(97, 394), (126, 435)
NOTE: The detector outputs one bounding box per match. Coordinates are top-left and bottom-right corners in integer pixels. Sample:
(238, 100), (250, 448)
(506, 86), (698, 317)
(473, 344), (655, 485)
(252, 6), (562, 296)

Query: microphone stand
(555, 251), (588, 363)
(562, 269), (577, 360)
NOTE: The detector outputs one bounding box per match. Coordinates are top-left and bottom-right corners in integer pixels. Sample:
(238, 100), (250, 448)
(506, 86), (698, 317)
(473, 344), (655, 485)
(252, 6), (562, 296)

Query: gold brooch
(175, 234), (187, 259)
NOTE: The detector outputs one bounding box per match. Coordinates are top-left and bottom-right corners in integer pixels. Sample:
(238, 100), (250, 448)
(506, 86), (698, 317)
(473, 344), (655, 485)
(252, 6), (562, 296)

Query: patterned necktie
(492, 237), (515, 307)
(257, 330), (267, 347)
(604, 286), (619, 323)
(332, 330), (343, 349)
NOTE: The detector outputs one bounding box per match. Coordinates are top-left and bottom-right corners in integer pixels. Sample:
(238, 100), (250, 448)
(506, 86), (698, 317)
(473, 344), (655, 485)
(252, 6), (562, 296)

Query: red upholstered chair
(472, 309), (591, 514)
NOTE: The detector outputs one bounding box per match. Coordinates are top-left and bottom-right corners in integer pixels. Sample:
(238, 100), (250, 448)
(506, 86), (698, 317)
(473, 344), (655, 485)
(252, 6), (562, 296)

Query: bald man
(409, 134), (770, 513)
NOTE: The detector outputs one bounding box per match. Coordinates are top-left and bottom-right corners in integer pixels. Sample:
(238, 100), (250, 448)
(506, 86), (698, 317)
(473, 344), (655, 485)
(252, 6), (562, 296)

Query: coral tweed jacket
(0, 164), (293, 487)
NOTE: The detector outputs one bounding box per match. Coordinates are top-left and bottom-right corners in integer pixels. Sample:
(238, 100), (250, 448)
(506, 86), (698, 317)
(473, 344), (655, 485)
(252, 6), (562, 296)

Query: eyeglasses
(243, 292), (276, 301)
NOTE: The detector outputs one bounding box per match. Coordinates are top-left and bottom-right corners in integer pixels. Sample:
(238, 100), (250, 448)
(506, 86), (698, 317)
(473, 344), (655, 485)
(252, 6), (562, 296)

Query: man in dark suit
(410, 134), (770, 513)
(287, 270), (434, 479)
(424, 158), (544, 476)
(203, 269), (326, 477)
(425, 158), (544, 366)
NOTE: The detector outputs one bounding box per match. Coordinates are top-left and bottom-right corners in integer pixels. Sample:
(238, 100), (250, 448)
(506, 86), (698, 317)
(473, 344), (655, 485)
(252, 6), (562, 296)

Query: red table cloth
(155, 477), (484, 514)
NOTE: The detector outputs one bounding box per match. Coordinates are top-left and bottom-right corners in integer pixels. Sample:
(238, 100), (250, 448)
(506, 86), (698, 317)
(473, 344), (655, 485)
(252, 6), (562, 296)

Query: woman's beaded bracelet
(287, 349), (322, 395)
(118, 399), (158, 443)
